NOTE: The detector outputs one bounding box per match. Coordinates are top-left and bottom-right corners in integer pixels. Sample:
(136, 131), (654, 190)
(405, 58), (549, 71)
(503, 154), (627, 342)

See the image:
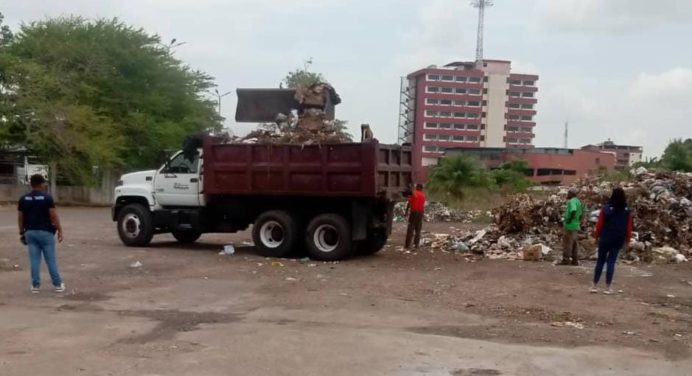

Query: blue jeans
(25, 230), (63, 288)
(593, 242), (622, 286)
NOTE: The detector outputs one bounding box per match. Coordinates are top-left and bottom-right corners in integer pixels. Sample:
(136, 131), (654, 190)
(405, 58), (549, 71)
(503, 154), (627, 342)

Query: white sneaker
(30, 286), (40, 294)
(603, 288), (614, 295)
(590, 286), (598, 293)
(55, 283), (65, 293)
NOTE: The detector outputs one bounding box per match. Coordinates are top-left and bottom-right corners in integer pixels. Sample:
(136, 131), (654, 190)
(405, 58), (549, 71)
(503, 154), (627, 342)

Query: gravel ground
(0, 207), (691, 375)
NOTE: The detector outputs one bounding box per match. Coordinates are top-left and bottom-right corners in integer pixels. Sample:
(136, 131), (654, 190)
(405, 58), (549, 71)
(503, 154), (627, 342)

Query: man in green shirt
(561, 188), (583, 265)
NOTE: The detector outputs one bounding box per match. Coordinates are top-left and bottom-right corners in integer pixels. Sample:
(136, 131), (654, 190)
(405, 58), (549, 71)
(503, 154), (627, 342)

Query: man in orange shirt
(405, 184), (426, 249)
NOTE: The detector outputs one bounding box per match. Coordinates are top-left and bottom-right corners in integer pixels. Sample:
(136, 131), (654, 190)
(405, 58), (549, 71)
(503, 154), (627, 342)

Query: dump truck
(112, 87), (412, 261)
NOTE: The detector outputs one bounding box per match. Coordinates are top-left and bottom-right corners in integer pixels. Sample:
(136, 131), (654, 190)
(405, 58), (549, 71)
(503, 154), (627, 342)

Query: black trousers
(405, 212), (424, 248)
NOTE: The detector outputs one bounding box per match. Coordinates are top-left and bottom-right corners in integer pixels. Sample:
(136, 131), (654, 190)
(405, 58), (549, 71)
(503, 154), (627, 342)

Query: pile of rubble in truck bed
(239, 83), (352, 145)
(416, 170), (692, 264)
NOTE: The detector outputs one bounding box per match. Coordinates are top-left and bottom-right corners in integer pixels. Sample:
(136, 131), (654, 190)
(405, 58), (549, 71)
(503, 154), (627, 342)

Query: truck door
(154, 152), (201, 207)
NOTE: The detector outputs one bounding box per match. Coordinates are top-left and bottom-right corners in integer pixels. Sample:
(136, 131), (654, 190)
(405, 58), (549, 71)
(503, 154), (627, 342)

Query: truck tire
(358, 231), (388, 256)
(172, 230), (202, 244)
(305, 214), (353, 261)
(117, 204), (154, 247)
(252, 211), (298, 258)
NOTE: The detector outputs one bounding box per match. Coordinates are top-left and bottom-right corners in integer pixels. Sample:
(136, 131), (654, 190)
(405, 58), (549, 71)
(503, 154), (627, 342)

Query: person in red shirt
(405, 184), (426, 249)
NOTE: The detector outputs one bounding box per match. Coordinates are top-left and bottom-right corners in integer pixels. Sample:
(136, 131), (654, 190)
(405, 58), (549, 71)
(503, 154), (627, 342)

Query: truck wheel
(172, 230), (202, 244)
(305, 214), (353, 261)
(252, 211), (298, 258)
(117, 204), (154, 247)
(358, 231), (388, 256)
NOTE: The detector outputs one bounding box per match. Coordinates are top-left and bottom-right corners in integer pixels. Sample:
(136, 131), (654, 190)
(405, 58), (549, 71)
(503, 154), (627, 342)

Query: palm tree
(427, 156), (492, 200)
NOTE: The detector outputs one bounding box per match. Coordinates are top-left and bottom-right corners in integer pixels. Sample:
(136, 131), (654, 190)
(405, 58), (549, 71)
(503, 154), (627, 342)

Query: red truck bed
(203, 141), (412, 200)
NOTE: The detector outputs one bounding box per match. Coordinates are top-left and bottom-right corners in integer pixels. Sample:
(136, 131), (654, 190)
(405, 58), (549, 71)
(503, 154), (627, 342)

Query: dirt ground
(1, 207), (691, 376)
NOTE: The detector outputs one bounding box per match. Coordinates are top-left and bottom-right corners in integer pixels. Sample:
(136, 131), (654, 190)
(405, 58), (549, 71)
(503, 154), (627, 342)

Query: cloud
(536, 68), (692, 157)
(533, 0), (692, 33)
(391, 0), (476, 73)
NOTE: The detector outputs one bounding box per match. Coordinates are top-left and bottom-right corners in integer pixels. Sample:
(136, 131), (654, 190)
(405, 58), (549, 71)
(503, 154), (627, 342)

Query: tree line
(0, 14), (222, 184)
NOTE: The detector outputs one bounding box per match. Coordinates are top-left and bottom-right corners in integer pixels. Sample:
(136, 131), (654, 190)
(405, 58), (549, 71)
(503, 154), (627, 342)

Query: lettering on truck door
(154, 152), (201, 207)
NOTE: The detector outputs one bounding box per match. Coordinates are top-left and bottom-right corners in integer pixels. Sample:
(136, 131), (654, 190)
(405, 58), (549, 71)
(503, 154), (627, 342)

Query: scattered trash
(219, 244), (236, 255)
(666, 294), (676, 299)
(129, 261), (143, 269)
(551, 321), (584, 329)
(285, 277), (298, 282)
(0, 258), (20, 272)
(271, 261), (284, 267)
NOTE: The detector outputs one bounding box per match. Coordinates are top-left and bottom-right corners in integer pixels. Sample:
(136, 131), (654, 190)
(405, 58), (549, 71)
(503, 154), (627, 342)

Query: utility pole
(564, 121), (569, 149)
(471, 0), (494, 63)
(214, 89), (233, 115)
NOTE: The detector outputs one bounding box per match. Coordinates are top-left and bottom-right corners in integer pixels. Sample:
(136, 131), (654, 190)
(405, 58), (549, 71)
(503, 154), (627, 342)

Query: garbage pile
(240, 83), (351, 145)
(489, 169), (692, 264)
(419, 226), (554, 261)
(393, 202), (484, 223)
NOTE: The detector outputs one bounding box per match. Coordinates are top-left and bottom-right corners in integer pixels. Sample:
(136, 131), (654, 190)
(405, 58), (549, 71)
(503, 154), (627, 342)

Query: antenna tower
(471, 0), (494, 62)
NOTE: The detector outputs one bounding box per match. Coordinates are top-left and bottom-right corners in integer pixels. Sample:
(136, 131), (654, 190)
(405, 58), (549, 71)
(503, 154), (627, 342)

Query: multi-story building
(399, 59), (539, 181)
(581, 140), (643, 170)
(446, 147), (616, 185)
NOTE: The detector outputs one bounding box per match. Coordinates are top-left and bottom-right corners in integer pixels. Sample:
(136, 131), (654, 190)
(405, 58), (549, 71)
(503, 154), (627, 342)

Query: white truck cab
(113, 150), (205, 246)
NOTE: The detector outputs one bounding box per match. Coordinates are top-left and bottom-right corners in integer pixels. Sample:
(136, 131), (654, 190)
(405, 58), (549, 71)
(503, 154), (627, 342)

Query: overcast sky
(4, 0), (691, 157)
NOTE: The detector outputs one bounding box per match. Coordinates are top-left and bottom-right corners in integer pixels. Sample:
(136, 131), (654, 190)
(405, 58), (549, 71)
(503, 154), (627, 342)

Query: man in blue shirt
(17, 174), (65, 293)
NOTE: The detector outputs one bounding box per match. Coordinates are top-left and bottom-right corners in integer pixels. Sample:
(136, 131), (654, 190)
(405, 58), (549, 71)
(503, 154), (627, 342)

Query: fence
(0, 174), (116, 206)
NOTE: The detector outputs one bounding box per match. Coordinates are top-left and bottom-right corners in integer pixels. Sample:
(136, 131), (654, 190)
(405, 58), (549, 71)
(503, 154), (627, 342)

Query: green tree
(427, 156), (494, 200)
(0, 16), (221, 184)
(661, 138), (692, 172)
(491, 159), (533, 191)
(282, 59), (352, 142)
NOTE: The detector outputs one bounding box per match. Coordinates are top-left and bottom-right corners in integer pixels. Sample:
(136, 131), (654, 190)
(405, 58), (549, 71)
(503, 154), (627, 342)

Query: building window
(453, 136), (464, 142)
(510, 80), (521, 85)
(521, 92), (534, 98)
(467, 113), (479, 119)
(520, 138), (531, 143)
(441, 87), (454, 93)
(482, 100), (488, 106)
(454, 112), (466, 118)
(455, 76), (467, 82)
(507, 138), (518, 143)
(469, 77), (481, 83)
(424, 146), (442, 153)
(469, 89), (481, 95)
(521, 104), (533, 109)
(440, 99), (453, 106)
(422, 157), (439, 167)
(426, 98), (439, 105)
(425, 110), (437, 117)
(521, 115), (533, 121)
(467, 124), (479, 130)
(424, 122), (438, 129)
(564, 170), (577, 176)
(468, 101), (480, 107)
(521, 127), (532, 132)
(424, 134), (437, 141)
(510, 92), (520, 97)
(454, 124), (465, 130)
(439, 123), (452, 129)
(467, 136), (479, 142)
(441, 75), (454, 81)
(440, 111), (452, 118)
(427, 86), (440, 93)
(455, 88), (467, 94)
(524, 80), (535, 86)
(453, 100), (464, 106)
(509, 115), (520, 120)
(427, 74), (440, 81)
(508, 126), (519, 132)
(438, 135), (450, 141)
(509, 103), (521, 109)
